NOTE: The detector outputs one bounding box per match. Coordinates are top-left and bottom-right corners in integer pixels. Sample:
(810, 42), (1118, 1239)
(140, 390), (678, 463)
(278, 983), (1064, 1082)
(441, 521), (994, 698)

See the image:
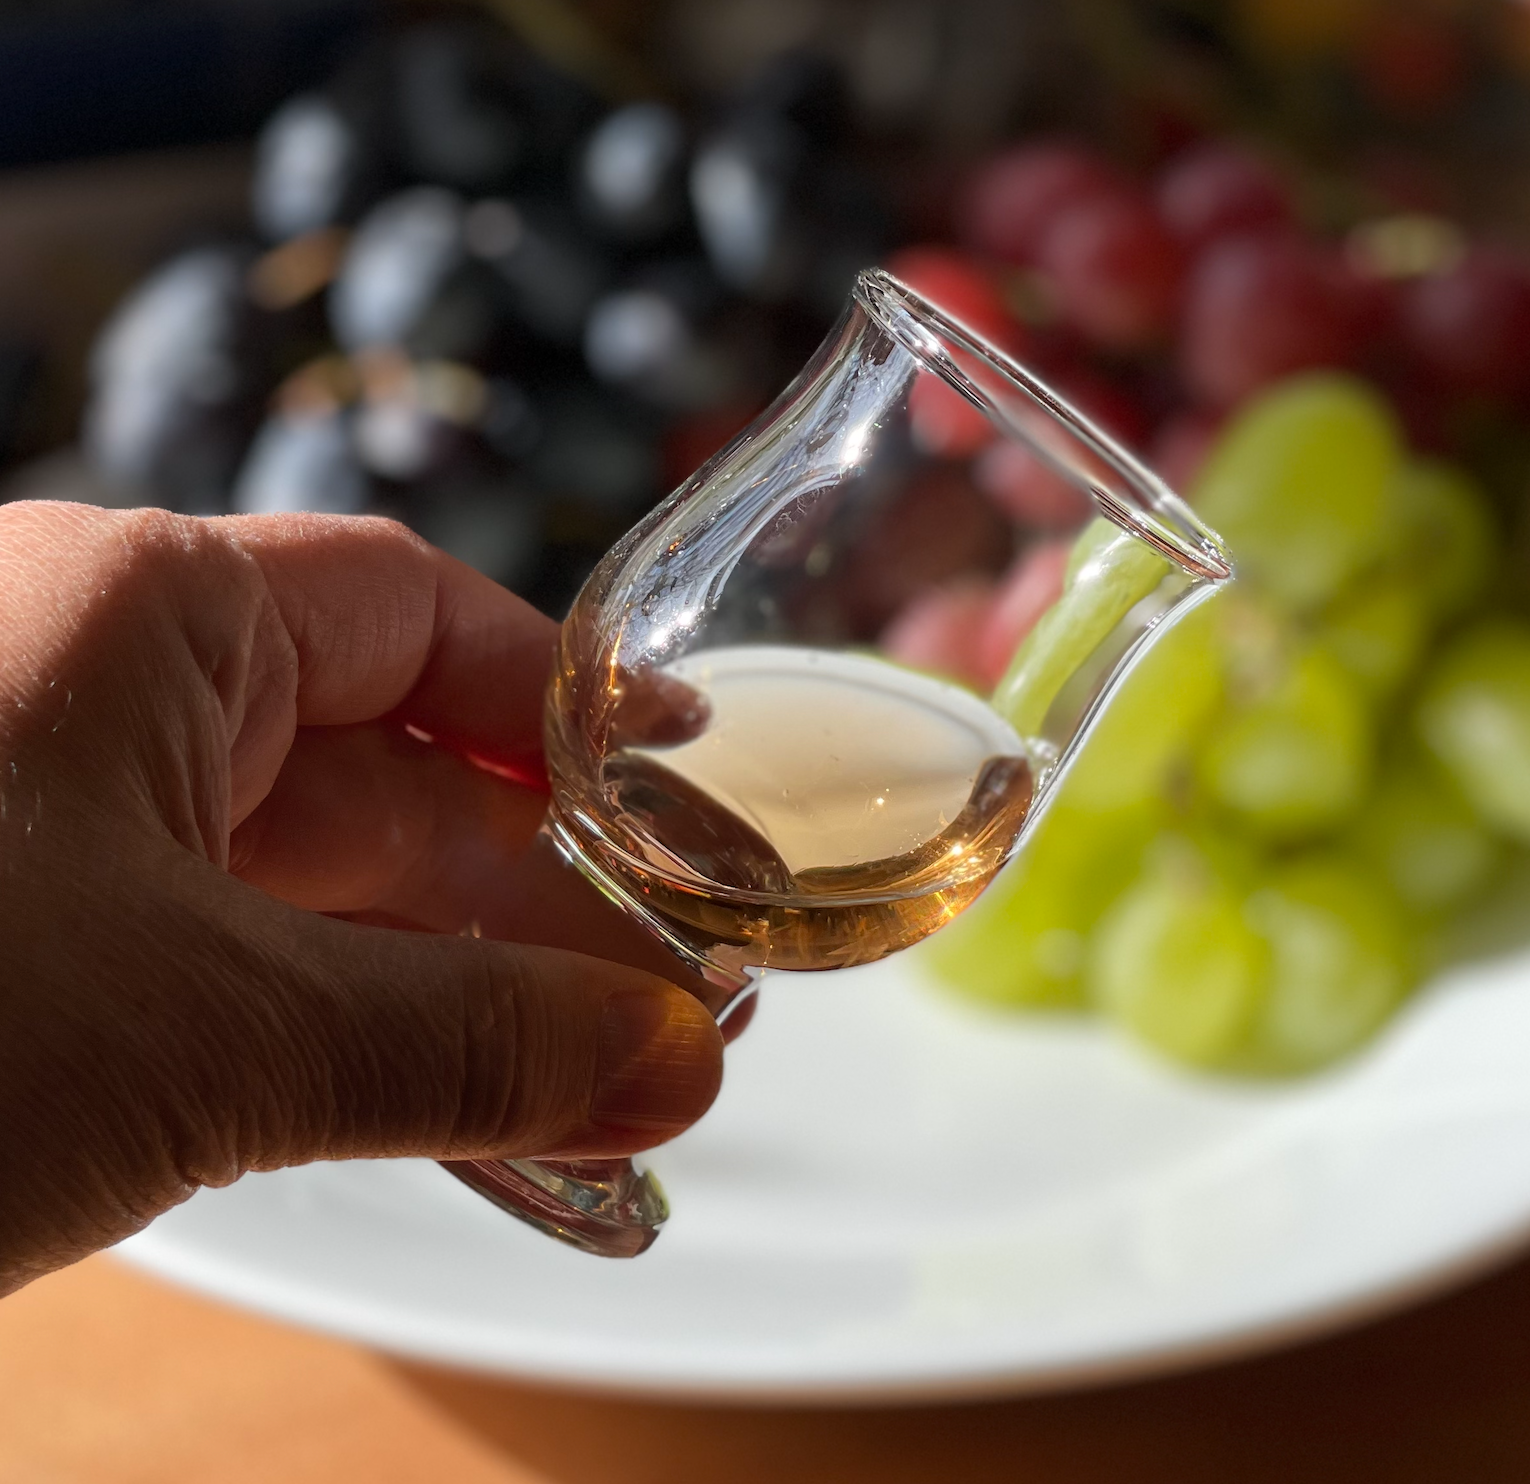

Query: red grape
(881, 580), (996, 690)
(976, 540), (1072, 688)
(841, 464), (1011, 636)
(1396, 247), (1530, 401)
(975, 366), (1147, 527)
(1151, 409), (1224, 494)
(1181, 233), (1358, 407)
(974, 441), (1092, 529)
(1037, 190), (1185, 351)
(909, 371), (996, 458)
(958, 142), (1121, 265)
(1156, 143), (1294, 250)
(1338, 258), (1398, 347)
(884, 244), (1020, 350)
(1053, 366), (1152, 449)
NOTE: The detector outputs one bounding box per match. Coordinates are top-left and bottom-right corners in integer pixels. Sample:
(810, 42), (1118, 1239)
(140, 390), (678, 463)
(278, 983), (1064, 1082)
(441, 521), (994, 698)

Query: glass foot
(439, 1155), (669, 1258)
(438, 822), (757, 1258)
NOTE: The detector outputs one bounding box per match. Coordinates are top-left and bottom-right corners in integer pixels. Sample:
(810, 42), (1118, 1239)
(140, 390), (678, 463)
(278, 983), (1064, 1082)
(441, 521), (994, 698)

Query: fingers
(102, 840), (724, 1169)
(227, 722), (709, 995)
(0, 826), (724, 1292)
(229, 723), (546, 917)
(0, 505), (557, 829)
(200, 869), (722, 1169)
(210, 513), (557, 821)
(217, 512), (557, 737)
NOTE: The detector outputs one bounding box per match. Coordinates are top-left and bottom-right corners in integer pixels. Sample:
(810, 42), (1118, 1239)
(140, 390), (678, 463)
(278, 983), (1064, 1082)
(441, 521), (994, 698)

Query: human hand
(0, 503), (724, 1295)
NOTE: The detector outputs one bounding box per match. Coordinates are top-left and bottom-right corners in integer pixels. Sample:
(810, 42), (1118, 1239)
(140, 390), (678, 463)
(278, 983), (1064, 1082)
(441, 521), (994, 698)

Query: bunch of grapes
(79, 19), (887, 617)
(877, 137), (1530, 1075)
(76, 12), (1530, 1074)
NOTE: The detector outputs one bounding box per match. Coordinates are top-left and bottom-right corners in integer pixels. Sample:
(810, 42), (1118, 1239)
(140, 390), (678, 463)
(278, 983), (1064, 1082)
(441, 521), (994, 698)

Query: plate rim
(114, 945), (1530, 1404)
(115, 1194), (1530, 1405)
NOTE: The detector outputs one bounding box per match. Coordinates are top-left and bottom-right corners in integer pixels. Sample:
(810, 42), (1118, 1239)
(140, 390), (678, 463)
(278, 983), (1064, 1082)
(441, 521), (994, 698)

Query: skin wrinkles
(0, 502), (724, 1298)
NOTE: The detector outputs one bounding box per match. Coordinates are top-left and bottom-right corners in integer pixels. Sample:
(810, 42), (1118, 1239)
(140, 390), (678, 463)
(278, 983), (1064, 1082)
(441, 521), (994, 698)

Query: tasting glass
(445, 267), (1231, 1256)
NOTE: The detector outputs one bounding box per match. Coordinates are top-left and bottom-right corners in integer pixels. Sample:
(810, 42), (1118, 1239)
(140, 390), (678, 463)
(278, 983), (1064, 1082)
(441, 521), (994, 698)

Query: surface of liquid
(548, 646), (1034, 974)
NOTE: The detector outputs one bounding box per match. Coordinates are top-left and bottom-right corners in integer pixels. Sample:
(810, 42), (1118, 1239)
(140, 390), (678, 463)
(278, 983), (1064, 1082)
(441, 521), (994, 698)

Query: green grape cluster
(931, 370), (1519, 1077)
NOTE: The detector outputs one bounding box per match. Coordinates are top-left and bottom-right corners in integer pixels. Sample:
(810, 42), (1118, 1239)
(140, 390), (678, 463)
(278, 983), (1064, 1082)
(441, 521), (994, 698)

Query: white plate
(119, 947), (1530, 1402)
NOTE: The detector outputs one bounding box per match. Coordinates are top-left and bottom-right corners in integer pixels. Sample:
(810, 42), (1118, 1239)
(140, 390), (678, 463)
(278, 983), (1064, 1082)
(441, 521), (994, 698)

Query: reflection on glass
(448, 268), (1231, 1256)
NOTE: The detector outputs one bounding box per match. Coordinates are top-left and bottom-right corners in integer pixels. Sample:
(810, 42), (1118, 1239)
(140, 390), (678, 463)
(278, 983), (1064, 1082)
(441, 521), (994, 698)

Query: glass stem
(438, 819), (759, 1257)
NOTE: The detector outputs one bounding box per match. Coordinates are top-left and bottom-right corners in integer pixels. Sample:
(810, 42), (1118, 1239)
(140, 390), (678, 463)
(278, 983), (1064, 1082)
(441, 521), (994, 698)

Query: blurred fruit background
(8, 0), (1530, 1075)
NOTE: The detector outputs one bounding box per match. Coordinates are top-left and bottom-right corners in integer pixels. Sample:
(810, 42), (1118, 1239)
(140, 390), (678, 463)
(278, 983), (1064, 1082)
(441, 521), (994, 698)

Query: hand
(0, 502), (724, 1295)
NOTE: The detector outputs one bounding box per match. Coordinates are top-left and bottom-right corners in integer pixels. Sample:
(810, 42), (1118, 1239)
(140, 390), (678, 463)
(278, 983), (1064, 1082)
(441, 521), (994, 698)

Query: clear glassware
(444, 267), (1231, 1256)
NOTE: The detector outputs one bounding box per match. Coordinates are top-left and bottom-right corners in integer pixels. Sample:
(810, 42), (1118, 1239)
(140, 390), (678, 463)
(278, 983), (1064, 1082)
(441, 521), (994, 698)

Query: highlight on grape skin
(76, 34), (1530, 1098)
(876, 129), (1524, 1079)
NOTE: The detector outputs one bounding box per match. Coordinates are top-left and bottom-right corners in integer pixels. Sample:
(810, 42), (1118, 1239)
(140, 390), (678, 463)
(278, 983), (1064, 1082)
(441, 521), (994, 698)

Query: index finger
(219, 512), (558, 758)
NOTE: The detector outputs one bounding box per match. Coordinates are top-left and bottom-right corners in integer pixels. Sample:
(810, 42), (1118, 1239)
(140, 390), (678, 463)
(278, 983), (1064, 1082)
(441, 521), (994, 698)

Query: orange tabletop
(5, 1248), (1530, 1483)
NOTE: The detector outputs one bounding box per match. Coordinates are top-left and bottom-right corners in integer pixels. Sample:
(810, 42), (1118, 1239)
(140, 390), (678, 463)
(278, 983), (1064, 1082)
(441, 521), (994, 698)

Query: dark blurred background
(2, 0), (1529, 618)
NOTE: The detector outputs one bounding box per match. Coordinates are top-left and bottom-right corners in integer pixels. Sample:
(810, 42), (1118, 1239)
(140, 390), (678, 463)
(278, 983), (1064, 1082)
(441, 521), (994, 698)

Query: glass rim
(854, 267), (1233, 583)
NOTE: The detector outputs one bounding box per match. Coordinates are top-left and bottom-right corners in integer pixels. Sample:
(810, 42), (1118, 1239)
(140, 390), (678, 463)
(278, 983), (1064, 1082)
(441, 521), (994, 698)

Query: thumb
(0, 835), (726, 1294)
(131, 850), (726, 1185)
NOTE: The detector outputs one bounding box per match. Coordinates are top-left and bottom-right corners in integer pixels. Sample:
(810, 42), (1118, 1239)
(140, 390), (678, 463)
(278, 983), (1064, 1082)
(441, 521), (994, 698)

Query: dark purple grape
(464, 197), (611, 349)
(401, 475), (543, 592)
(799, 155), (893, 316)
(527, 389), (661, 517)
(395, 25), (523, 193)
(330, 188), (464, 346)
(330, 188), (528, 368)
(584, 287), (697, 394)
(690, 54), (887, 309)
(690, 117), (800, 299)
(252, 92), (384, 244)
(349, 355), (476, 484)
(582, 259), (738, 410)
(84, 246), (276, 514)
(736, 52), (853, 152)
(478, 376), (543, 463)
(392, 21), (599, 195)
(577, 102), (690, 245)
(691, 124), (888, 309)
(232, 408), (371, 516)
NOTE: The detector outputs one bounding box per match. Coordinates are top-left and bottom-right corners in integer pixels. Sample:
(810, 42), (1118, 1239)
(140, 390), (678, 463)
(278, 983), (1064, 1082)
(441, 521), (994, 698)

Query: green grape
(1196, 645), (1373, 843)
(927, 800), (1160, 1010)
(1193, 373), (1400, 613)
(1088, 833), (1267, 1066)
(1238, 855), (1414, 1075)
(1347, 752), (1501, 914)
(992, 519), (1171, 738)
(1064, 515), (1122, 587)
(1416, 621), (1530, 843)
(1390, 460), (1496, 622)
(1315, 574), (1429, 700)
(1061, 593), (1225, 813)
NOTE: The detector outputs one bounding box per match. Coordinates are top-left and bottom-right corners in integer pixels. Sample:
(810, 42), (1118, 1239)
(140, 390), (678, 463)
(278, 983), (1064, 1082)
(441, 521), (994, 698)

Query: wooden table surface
(5, 1249), (1530, 1483)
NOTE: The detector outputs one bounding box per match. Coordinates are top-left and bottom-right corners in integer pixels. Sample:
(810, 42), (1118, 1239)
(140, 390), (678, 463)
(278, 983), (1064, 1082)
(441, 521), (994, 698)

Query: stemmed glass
(443, 267), (1231, 1256)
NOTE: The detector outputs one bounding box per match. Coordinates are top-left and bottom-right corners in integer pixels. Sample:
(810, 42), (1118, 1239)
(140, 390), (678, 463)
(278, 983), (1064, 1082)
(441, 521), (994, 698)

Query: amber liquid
(548, 646), (1034, 975)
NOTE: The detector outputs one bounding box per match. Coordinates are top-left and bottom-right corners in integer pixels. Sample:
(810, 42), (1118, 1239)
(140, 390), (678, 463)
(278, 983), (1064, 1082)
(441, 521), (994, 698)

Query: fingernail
(592, 987), (721, 1136)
